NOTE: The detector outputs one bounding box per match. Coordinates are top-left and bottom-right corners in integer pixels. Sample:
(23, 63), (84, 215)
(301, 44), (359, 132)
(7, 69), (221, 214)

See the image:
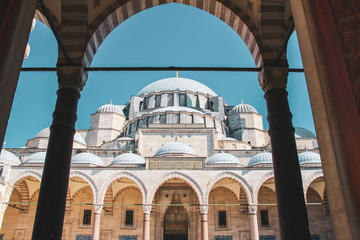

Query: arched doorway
(151, 177), (201, 240)
(163, 191), (189, 240)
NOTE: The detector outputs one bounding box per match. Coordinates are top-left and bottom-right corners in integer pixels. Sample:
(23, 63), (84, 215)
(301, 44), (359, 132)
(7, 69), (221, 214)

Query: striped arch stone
(84, 0), (262, 67)
(18, 181), (30, 213)
(69, 171), (99, 204)
(204, 171), (253, 204)
(303, 171), (324, 199)
(148, 171), (203, 204)
(98, 171), (147, 205)
(9, 170), (42, 186)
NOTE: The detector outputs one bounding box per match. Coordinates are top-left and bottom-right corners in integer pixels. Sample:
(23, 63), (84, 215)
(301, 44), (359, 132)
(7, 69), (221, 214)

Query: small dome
(72, 152), (104, 166)
(299, 151), (321, 165)
(112, 153), (145, 165)
(229, 103), (258, 115)
(137, 77), (217, 96)
(151, 106), (203, 114)
(34, 127), (87, 145)
(294, 127), (316, 138)
(207, 152), (240, 165)
(248, 152), (272, 166)
(0, 149), (21, 165)
(96, 104), (124, 115)
(26, 152), (46, 163)
(155, 142), (198, 156)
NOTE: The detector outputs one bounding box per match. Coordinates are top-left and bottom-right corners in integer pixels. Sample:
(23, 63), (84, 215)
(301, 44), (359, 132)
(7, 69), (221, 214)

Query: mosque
(0, 76), (332, 240)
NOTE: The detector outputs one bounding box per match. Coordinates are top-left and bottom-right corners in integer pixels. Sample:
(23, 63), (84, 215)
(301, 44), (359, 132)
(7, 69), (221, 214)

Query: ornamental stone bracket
(259, 63), (289, 92)
(57, 65), (88, 91)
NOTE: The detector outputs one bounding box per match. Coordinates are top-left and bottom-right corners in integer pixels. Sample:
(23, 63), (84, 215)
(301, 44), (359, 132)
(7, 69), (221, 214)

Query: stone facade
(0, 77), (333, 239)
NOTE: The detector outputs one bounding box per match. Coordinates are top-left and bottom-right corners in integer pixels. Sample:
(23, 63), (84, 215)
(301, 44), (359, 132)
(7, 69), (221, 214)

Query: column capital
(93, 204), (102, 214)
(143, 204), (152, 214)
(259, 64), (289, 92)
(200, 204), (208, 214)
(248, 204), (258, 215)
(57, 64), (88, 91)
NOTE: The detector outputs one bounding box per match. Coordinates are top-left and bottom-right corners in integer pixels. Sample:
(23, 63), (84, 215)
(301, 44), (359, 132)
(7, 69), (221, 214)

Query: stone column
(261, 65), (311, 240)
(31, 66), (86, 240)
(143, 204), (152, 240)
(200, 205), (209, 240)
(248, 204), (259, 240)
(0, 0), (37, 148)
(92, 204), (102, 240)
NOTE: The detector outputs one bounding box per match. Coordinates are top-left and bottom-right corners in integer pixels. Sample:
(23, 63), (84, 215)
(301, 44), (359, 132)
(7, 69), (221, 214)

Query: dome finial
(2, 142), (5, 150)
(176, 71), (179, 78)
(241, 99), (243, 104)
(110, 99), (112, 105)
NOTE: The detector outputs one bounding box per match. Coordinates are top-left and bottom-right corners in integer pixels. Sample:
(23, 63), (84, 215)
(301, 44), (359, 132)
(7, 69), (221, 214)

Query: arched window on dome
(139, 101), (143, 111)
(168, 94), (174, 106)
(155, 95), (161, 108)
(210, 101), (214, 111)
(179, 93), (187, 106)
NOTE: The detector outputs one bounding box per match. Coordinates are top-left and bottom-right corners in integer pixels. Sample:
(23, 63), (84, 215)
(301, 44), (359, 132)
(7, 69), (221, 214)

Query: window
(168, 94), (174, 106)
(82, 210), (92, 226)
(218, 211), (227, 227)
(179, 93), (187, 106)
(125, 210), (134, 226)
(260, 236), (275, 240)
(155, 95), (161, 108)
(260, 210), (270, 227)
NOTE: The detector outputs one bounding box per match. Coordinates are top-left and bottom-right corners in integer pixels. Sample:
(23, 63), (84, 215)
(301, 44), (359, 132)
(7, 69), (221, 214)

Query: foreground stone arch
(84, 0), (262, 67)
(252, 171), (274, 204)
(148, 171), (203, 204)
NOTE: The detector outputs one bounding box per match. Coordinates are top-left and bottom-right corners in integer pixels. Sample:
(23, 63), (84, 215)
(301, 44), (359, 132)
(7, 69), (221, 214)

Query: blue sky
(4, 3), (313, 148)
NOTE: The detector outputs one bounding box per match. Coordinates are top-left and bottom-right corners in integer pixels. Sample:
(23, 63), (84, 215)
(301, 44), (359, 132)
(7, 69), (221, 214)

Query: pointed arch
(303, 171), (324, 198)
(204, 171), (253, 204)
(98, 171), (147, 204)
(252, 171), (274, 204)
(9, 170), (41, 187)
(69, 171), (98, 203)
(148, 171), (203, 204)
(84, 0), (262, 67)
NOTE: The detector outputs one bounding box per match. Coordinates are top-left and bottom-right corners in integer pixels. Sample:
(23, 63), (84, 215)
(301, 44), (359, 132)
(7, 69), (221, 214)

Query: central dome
(136, 77), (217, 96)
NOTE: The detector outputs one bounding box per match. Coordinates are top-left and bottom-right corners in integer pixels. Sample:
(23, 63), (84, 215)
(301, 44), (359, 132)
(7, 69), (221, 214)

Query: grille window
(82, 210), (91, 226)
(260, 210), (270, 227)
(125, 210), (134, 226)
(218, 211), (227, 227)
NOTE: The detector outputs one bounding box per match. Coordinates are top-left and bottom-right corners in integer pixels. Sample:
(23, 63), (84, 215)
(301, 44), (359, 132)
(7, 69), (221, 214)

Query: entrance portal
(163, 192), (188, 240)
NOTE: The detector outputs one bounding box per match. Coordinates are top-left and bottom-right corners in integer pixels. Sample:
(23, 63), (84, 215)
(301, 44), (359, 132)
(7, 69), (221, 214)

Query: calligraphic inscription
(215, 236), (232, 240)
(149, 161), (202, 170)
(259, 236), (276, 240)
(164, 221), (187, 231)
(119, 236), (137, 240)
(76, 235), (92, 240)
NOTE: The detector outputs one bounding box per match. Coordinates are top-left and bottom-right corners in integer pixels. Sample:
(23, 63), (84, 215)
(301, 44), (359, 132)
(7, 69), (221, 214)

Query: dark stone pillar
(264, 88), (311, 240)
(31, 87), (80, 240)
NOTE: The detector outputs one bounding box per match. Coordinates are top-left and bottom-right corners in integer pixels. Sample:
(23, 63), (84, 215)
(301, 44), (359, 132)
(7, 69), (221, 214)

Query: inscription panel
(76, 235), (92, 240)
(215, 236), (232, 240)
(149, 160), (203, 170)
(119, 236), (137, 240)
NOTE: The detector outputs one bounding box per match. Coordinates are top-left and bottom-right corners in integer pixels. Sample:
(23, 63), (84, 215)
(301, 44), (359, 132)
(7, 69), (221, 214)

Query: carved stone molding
(248, 204), (258, 215)
(93, 203), (103, 214)
(143, 204), (152, 214)
(200, 204), (208, 214)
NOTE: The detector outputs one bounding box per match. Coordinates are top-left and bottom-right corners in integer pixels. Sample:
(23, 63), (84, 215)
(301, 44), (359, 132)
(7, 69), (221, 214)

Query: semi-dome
(34, 127), (87, 145)
(72, 152), (104, 166)
(151, 106), (204, 114)
(26, 152), (46, 163)
(0, 149), (21, 165)
(207, 152), (240, 165)
(248, 152), (273, 166)
(229, 103), (258, 115)
(96, 104), (124, 115)
(136, 77), (217, 96)
(112, 153), (145, 165)
(294, 127), (316, 138)
(298, 151), (321, 165)
(155, 142), (198, 156)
